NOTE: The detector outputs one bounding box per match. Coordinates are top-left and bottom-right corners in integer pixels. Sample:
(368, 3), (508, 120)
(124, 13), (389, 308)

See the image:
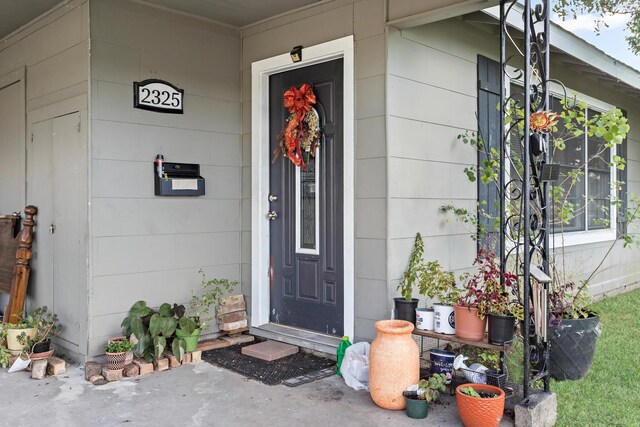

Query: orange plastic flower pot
(455, 383), (505, 427)
(454, 304), (486, 341)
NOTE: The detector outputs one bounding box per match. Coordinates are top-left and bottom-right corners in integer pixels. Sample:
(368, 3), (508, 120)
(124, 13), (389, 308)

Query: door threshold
(250, 323), (341, 357)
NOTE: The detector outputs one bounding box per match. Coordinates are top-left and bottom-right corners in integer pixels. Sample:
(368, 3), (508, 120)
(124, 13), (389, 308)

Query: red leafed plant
(458, 250), (523, 320)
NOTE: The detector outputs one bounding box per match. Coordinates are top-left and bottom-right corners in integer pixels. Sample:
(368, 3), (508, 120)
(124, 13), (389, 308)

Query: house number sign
(133, 79), (184, 114)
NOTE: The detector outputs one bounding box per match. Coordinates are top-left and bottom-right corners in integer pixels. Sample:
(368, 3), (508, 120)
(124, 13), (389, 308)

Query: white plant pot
(433, 304), (455, 334)
(415, 308), (434, 331)
(6, 327), (36, 356)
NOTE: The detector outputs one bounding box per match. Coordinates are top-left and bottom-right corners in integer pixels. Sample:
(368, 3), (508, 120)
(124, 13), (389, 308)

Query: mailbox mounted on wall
(154, 157), (205, 196)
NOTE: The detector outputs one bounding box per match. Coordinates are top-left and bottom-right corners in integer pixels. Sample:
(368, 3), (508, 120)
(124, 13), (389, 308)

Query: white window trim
(505, 70), (619, 248)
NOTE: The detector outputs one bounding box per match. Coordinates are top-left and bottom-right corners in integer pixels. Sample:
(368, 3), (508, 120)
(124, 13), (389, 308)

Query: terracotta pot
(455, 383), (505, 427)
(370, 320), (420, 410)
(454, 304), (486, 341)
(109, 336), (133, 365)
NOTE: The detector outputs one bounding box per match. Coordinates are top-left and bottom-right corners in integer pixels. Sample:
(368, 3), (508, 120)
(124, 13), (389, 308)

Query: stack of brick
(84, 350), (202, 386)
(25, 356), (66, 380)
(217, 294), (247, 332)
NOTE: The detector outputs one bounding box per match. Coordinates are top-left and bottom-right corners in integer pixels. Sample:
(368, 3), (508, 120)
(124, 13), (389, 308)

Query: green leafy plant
(105, 338), (134, 353)
(16, 306), (61, 354)
(397, 233), (425, 301)
(418, 259), (458, 307)
(177, 269), (236, 330)
(0, 327), (11, 368)
(444, 99), (636, 321)
(459, 386), (497, 399)
(6, 312), (37, 330)
(121, 301), (181, 362)
(417, 373), (447, 402)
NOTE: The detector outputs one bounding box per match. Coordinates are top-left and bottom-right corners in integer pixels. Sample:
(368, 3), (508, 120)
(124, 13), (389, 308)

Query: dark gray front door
(269, 59), (344, 336)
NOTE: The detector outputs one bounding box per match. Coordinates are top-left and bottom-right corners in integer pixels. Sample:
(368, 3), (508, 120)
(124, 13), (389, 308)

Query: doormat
(202, 339), (336, 386)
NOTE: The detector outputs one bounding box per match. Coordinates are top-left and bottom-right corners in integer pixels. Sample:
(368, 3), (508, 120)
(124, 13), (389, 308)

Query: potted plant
(454, 250), (494, 341)
(173, 269), (236, 353)
(4, 313), (37, 356)
(469, 255), (523, 345)
(402, 373), (447, 419)
(107, 336), (134, 365)
(456, 383), (505, 427)
(105, 338), (135, 370)
(121, 301), (180, 362)
(547, 273), (600, 381)
(395, 233), (424, 324)
(16, 306), (61, 357)
(418, 259), (458, 333)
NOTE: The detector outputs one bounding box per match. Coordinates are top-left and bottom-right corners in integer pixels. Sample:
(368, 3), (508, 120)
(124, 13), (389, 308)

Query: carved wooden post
(5, 206), (37, 324)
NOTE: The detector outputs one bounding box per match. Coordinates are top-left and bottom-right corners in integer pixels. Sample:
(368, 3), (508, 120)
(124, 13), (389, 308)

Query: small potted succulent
(402, 373), (447, 419)
(456, 383), (505, 427)
(105, 338), (135, 370)
(17, 306), (61, 357)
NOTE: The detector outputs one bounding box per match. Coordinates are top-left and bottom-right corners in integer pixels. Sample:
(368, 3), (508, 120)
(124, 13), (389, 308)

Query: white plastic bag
(340, 341), (370, 391)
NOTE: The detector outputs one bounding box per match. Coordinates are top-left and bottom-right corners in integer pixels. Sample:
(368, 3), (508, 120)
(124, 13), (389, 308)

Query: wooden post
(4, 206), (37, 324)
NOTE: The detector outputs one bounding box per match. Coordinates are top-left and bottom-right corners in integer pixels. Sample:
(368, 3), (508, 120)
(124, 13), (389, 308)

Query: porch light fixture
(290, 45), (303, 63)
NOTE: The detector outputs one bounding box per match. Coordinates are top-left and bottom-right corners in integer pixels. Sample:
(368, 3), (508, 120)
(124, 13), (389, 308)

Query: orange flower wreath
(275, 83), (321, 170)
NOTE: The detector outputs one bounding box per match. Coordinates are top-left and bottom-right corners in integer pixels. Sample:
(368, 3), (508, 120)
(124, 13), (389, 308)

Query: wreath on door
(274, 83), (321, 171)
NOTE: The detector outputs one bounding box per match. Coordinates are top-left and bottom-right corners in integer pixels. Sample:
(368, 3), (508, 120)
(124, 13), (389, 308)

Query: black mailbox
(154, 161), (205, 196)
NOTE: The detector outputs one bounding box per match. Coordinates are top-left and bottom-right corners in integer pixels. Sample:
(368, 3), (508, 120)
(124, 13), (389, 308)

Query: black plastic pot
(549, 315), (600, 381)
(394, 298), (419, 325)
(488, 314), (516, 345)
(32, 339), (51, 354)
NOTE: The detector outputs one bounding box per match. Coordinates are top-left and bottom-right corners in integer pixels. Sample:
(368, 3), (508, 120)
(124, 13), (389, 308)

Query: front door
(268, 59), (344, 336)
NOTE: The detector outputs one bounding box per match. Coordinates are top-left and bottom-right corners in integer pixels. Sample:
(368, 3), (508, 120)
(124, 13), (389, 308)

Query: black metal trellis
(499, 0), (552, 397)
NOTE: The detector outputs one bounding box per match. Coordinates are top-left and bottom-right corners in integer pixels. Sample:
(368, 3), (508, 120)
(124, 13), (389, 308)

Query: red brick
(217, 311), (246, 323)
(164, 351), (181, 368)
(241, 341), (298, 361)
(153, 357), (169, 371)
(102, 367), (123, 382)
(190, 350), (202, 363)
(216, 301), (246, 315)
(85, 361), (102, 381)
(219, 294), (244, 306)
(123, 363), (139, 377)
(133, 358), (153, 375)
(221, 334), (255, 345)
(47, 357), (66, 376)
(220, 319), (248, 331)
(196, 339), (229, 351)
(31, 360), (48, 380)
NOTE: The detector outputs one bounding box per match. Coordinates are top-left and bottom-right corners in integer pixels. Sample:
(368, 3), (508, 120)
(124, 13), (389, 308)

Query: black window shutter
(477, 55), (501, 250)
(617, 109), (628, 237)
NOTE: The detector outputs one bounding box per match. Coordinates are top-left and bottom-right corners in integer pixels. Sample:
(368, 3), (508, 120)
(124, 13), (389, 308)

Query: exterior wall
(386, 18), (640, 300)
(0, 1), (90, 358)
(89, 0), (242, 357)
(0, 1), (88, 217)
(241, 0), (387, 342)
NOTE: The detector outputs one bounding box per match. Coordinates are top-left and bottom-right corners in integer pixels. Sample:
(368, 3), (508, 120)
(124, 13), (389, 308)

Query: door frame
(251, 36), (354, 339)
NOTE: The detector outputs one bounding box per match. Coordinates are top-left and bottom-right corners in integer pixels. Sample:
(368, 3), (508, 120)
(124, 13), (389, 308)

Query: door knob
(268, 194), (278, 202)
(267, 211), (278, 220)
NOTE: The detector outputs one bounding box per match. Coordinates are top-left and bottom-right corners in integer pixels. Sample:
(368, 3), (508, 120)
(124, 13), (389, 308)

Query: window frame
(505, 75), (618, 248)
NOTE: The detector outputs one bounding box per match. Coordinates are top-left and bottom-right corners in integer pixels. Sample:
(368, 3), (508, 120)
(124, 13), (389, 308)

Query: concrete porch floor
(0, 360), (515, 427)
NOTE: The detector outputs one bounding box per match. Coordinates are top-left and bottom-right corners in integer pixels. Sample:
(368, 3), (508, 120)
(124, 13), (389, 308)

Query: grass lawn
(551, 288), (640, 427)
